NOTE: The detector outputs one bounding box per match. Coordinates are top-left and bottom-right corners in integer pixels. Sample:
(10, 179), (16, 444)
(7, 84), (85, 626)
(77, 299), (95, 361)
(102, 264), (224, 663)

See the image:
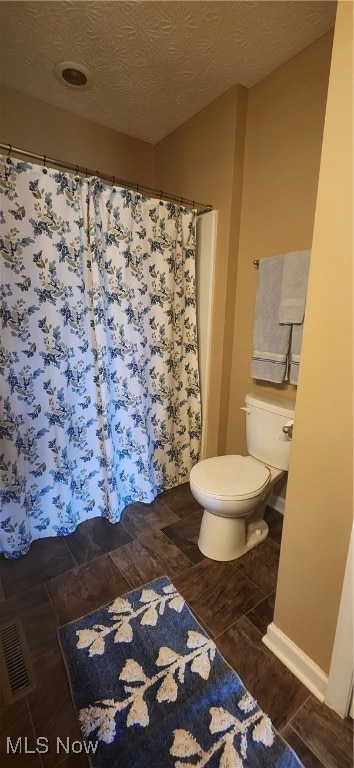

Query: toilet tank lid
(245, 392), (296, 418)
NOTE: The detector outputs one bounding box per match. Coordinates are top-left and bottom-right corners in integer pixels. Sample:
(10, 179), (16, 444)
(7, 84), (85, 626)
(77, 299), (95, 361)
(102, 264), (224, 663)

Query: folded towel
(289, 324), (303, 385)
(251, 255), (291, 383)
(279, 250), (311, 324)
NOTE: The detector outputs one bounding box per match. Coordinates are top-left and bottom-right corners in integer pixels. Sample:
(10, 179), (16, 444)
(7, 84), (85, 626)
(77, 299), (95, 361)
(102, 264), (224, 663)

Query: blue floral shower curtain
(0, 156), (201, 558)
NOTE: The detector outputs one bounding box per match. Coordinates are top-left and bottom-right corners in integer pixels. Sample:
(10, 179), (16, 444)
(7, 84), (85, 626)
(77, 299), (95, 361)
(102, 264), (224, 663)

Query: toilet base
(198, 509), (269, 561)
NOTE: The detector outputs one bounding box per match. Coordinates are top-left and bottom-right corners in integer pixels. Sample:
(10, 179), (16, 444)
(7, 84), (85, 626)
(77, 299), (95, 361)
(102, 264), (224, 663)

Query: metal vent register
(0, 619), (35, 703)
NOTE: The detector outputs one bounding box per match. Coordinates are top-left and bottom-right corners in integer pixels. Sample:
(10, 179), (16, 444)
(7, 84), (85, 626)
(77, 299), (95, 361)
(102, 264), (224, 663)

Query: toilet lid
(190, 455), (270, 500)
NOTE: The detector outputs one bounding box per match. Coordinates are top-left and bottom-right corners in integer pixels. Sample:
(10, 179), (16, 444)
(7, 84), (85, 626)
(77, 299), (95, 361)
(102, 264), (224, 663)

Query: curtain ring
(136, 182), (139, 194)
(42, 154), (47, 174)
(6, 144), (12, 164)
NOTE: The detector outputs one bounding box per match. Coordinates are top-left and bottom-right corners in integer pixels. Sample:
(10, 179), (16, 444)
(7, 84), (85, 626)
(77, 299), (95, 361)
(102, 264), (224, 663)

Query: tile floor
(0, 483), (352, 768)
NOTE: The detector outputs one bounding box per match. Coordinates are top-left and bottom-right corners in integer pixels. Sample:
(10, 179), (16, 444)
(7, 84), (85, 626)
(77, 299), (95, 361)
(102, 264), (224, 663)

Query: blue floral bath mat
(58, 576), (304, 767)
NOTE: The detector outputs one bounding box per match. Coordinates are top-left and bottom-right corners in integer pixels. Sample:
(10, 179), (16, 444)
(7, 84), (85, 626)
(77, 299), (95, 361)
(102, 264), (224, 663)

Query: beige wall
(155, 85), (248, 457)
(274, 0), (353, 673)
(0, 86), (155, 186)
(227, 32), (333, 457)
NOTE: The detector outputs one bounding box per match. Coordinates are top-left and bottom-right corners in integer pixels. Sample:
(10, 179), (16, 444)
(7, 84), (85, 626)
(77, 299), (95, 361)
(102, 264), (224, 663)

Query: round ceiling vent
(54, 61), (93, 90)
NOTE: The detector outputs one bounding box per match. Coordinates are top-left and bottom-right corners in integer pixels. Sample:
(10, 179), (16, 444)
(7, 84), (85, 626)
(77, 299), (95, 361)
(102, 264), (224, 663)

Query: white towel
(251, 255), (291, 383)
(279, 250), (311, 324)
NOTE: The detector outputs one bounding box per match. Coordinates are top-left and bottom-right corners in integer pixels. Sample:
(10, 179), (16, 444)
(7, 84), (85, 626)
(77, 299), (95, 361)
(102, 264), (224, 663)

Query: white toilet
(190, 392), (296, 561)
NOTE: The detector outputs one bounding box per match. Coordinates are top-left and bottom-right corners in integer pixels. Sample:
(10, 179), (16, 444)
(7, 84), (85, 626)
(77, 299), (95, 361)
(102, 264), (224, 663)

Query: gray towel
(289, 324), (303, 384)
(279, 250), (311, 324)
(251, 255), (291, 383)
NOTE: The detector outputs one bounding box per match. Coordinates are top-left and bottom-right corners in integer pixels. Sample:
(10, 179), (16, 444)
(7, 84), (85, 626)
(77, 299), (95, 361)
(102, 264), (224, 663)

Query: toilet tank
(244, 392), (296, 471)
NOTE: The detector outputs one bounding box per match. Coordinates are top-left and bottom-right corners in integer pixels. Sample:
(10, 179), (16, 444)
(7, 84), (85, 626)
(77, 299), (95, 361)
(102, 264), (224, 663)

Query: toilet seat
(190, 455), (270, 501)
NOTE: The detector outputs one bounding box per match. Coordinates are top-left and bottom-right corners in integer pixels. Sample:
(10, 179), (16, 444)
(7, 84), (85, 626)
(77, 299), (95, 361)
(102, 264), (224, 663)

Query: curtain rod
(0, 143), (213, 216)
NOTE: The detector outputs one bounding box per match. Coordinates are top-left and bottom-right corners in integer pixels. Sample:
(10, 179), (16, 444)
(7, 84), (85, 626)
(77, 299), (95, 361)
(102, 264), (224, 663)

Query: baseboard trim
(268, 493), (285, 515)
(262, 622), (328, 701)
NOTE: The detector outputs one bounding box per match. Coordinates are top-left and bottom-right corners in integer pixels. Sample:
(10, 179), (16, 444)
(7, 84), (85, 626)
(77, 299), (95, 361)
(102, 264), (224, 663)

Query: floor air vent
(0, 618), (35, 703)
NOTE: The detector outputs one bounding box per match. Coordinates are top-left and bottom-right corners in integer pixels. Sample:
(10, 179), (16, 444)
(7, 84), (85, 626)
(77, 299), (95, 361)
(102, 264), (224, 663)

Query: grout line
(62, 535), (80, 568)
(1, 573), (69, 606)
(107, 553), (136, 591)
(154, 528), (196, 570)
(287, 692), (313, 728)
(244, 589), (275, 618)
(231, 564), (270, 597)
(43, 580), (61, 626)
(176, 556), (196, 575)
(288, 716), (328, 768)
(118, 519), (136, 540)
(279, 725), (328, 768)
(214, 613), (263, 642)
(213, 616), (242, 641)
(26, 696), (44, 768)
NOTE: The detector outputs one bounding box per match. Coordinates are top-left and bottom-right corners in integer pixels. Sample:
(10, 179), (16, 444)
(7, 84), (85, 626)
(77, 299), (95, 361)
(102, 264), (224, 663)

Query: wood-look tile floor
(0, 484), (352, 768)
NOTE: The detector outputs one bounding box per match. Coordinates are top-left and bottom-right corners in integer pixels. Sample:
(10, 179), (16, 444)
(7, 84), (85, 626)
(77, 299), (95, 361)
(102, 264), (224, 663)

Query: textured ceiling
(0, 1), (336, 144)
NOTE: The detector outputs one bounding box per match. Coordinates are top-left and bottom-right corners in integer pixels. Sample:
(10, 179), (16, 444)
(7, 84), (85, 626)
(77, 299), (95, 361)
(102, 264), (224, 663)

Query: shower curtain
(0, 156), (201, 558)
